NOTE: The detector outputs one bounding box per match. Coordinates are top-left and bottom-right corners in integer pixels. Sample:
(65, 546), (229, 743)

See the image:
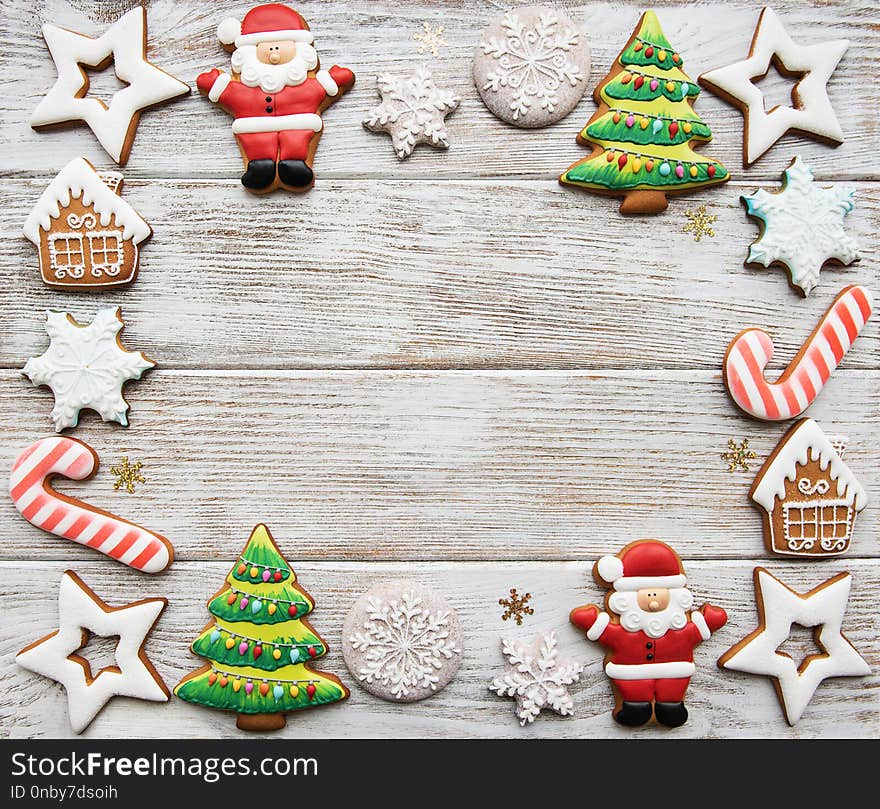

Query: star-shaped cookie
(31, 7), (189, 165)
(363, 66), (460, 159)
(718, 568), (870, 725)
(742, 156), (859, 295)
(16, 571), (169, 733)
(699, 7), (848, 166)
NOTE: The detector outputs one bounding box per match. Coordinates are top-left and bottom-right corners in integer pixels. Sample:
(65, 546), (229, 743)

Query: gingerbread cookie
(699, 7), (848, 166)
(23, 157), (152, 290)
(742, 156), (858, 296)
(474, 5), (590, 128)
(30, 7), (189, 165)
(718, 568), (869, 725)
(196, 4), (355, 193)
(723, 285), (873, 422)
(570, 540), (727, 728)
(16, 571), (169, 733)
(750, 419), (866, 558)
(23, 307), (156, 432)
(342, 581), (462, 702)
(174, 524), (348, 731)
(559, 10), (728, 214)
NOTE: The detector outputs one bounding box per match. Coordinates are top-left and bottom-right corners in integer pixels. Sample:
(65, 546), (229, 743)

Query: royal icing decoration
(30, 8), (189, 165)
(342, 581), (463, 703)
(196, 4), (355, 193)
(23, 157), (152, 290)
(559, 10), (727, 214)
(742, 156), (859, 296)
(723, 285), (873, 422)
(570, 540), (727, 728)
(698, 7), (849, 166)
(362, 67), (460, 160)
(23, 307), (156, 432)
(718, 569), (869, 725)
(16, 571), (169, 733)
(489, 631), (584, 726)
(10, 437), (173, 573)
(174, 524), (348, 731)
(474, 5), (590, 128)
(750, 419), (866, 557)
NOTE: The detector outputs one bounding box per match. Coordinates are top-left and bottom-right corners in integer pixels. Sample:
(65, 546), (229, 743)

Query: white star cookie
(718, 568), (870, 725)
(23, 307), (156, 432)
(742, 156), (859, 295)
(699, 7), (848, 166)
(16, 571), (169, 734)
(31, 7), (189, 165)
(362, 66), (460, 159)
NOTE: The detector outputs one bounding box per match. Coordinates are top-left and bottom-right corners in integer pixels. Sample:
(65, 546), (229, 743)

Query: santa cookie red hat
(595, 540), (686, 591)
(218, 3), (314, 48)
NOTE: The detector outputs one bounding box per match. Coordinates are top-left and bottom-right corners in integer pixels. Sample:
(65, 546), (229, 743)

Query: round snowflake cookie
(473, 5), (591, 128)
(341, 581), (463, 703)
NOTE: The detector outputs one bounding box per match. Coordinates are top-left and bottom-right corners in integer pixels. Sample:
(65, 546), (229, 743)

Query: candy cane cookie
(10, 436), (173, 573)
(723, 285), (873, 421)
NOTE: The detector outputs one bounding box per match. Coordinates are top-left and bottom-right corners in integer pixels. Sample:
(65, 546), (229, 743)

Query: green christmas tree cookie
(559, 10), (729, 214)
(174, 524), (348, 731)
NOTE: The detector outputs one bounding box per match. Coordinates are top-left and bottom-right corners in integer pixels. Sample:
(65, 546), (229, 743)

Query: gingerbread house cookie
(23, 157), (151, 290)
(750, 418), (866, 557)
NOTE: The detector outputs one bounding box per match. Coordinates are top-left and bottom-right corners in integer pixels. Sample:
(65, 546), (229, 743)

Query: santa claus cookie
(570, 540), (727, 728)
(197, 4), (355, 193)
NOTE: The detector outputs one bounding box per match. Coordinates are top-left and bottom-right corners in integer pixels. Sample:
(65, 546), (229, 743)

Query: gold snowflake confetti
(683, 205), (717, 242)
(499, 588), (534, 625)
(110, 456), (145, 494)
(414, 22), (447, 57)
(721, 439), (757, 473)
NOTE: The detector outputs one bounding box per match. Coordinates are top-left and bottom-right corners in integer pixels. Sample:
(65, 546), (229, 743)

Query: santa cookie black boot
(654, 701), (688, 728)
(278, 159), (314, 189)
(614, 701), (653, 726)
(241, 159), (277, 190)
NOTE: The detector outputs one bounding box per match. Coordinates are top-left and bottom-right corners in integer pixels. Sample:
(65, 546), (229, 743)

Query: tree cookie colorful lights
(196, 4), (355, 193)
(559, 10), (728, 215)
(570, 540), (727, 728)
(699, 7), (849, 167)
(174, 524), (348, 731)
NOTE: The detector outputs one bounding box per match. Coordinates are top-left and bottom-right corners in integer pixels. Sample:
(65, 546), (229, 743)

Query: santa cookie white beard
(231, 42), (317, 93)
(609, 586), (693, 638)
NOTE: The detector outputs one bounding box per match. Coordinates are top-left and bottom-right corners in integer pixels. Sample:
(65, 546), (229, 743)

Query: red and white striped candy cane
(723, 285), (873, 421)
(9, 436), (173, 573)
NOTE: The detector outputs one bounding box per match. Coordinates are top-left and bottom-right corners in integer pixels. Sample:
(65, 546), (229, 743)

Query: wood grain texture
(0, 0), (876, 182)
(1, 560), (877, 739)
(1, 369), (876, 562)
(2, 179), (877, 370)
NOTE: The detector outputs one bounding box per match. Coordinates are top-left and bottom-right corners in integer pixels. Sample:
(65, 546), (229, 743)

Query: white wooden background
(0, 0), (876, 739)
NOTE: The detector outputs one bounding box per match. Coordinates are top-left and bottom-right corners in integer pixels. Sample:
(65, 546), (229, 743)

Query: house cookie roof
(22, 157), (151, 245)
(750, 418), (867, 511)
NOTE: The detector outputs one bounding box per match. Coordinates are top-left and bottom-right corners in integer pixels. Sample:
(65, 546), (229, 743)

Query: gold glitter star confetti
(414, 22), (447, 57)
(721, 438), (757, 472)
(110, 456), (146, 494)
(683, 205), (717, 242)
(499, 588), (534, 625)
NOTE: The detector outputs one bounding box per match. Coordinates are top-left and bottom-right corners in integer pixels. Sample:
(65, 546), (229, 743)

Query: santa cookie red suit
(570, 540), (727, 728)
(197, 4), (354, 192)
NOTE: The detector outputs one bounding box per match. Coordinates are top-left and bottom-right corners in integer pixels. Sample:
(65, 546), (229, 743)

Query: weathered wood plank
(1, 560), (876, 738)
(2, 179), (877, 370)
(0, 369), (876, 562)
(0, 1), (876, 181)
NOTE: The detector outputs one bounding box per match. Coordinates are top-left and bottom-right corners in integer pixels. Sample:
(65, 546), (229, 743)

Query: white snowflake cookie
(489, 631), (584, 726)
(742, 156), (859, 296)
(23, 307), (155, 432)
(474, 5), (591, 128)
(342, 581), (463, 702)
(363, 67), (460, 159)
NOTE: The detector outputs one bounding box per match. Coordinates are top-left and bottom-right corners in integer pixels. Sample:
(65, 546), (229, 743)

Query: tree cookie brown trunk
(236, 712), (286, 732)
(619, 190), (669, 215)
